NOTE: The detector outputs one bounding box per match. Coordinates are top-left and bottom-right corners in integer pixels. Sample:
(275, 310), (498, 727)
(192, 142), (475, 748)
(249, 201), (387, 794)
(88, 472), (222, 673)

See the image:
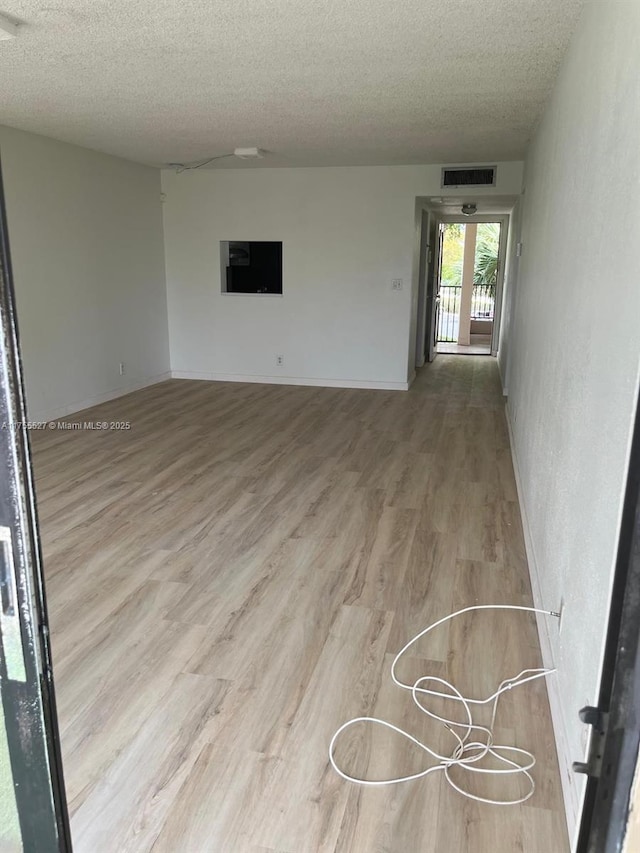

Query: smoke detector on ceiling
(167, 147), (266, 172)
(234, 147), (263, 159)
(461, 203), (477, 216)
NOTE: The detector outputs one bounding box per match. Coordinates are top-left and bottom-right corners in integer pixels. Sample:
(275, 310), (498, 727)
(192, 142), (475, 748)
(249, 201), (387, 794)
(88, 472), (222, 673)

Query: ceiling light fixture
(461, 203), (477, 216)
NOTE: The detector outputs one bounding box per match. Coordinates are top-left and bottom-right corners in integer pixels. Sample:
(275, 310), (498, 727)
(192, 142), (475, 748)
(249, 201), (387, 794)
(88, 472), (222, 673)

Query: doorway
(436, 221), (502, 355)
(417, 206), (511, 367)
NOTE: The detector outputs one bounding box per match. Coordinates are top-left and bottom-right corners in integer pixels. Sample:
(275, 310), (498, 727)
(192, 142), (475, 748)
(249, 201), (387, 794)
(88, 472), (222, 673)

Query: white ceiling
(0, 0), (585, 168)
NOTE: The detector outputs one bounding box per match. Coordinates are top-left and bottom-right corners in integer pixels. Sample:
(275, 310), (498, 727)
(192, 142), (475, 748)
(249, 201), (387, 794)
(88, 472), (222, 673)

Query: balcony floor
(438, 336), (492, 355)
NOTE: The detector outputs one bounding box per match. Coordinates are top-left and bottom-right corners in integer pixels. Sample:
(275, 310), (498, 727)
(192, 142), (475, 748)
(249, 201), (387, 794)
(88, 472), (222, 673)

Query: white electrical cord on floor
(329, 604), (560, 805)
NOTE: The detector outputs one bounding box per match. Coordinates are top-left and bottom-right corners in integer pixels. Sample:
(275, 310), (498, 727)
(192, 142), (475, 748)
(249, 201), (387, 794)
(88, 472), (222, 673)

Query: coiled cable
(329, 605), (560, 805)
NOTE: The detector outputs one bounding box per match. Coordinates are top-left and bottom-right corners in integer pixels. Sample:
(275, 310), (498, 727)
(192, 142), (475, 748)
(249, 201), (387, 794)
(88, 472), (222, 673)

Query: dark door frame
(0, 156), (72, 850)
(576, 387), (640, 851)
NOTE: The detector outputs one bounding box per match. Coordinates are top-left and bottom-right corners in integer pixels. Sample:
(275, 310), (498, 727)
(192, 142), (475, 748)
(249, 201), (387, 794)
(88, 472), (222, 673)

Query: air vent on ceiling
(441, 166), (497, 188)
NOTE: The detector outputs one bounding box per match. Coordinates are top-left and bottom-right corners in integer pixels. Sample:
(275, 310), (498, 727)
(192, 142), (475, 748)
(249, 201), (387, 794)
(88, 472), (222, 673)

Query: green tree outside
(441, 223), (464, 286)
(474, 222), (500, 286)
(440, 222), (500, 288)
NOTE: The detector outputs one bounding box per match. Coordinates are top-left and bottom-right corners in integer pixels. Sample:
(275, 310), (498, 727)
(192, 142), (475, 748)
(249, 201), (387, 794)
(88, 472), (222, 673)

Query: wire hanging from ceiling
(172, 153), (235, 173)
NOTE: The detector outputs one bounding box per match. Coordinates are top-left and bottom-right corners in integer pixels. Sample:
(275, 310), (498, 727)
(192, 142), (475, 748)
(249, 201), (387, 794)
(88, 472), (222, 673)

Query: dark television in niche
(221, 241), (283, 294)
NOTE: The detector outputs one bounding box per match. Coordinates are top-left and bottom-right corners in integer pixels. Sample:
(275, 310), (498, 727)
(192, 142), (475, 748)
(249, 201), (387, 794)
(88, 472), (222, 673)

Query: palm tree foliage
(439, 222), (500, 289)
(473, 223), (500, 287)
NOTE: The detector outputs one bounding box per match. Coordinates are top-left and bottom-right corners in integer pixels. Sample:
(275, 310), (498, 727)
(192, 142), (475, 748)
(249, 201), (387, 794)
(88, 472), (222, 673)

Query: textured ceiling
(0, 0), (585, 168)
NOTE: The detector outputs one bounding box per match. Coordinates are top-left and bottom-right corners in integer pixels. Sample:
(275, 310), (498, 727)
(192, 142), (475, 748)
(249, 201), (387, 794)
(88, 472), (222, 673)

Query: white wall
(503, 0), (640, 843)
(497, 196), (522, 394)
(0, 126), (170, 421)
(161, 162), (523, 389)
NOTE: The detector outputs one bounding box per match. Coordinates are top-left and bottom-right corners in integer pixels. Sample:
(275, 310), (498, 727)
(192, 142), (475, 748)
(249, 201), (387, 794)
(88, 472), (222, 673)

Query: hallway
(32, 357), (569, 851)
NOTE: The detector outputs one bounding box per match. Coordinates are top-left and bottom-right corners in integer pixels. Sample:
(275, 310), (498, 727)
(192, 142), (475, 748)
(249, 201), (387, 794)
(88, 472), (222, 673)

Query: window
(220, 241), (283, 294)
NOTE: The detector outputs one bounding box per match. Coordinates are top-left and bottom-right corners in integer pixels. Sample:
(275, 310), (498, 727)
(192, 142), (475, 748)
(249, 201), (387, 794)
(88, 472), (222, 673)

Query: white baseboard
(505, 402), (581, 845)
(27, 369), (410, 422)
(28, 372), (172, 422)
(170, 370), (411, 391)
(498, 357), (508, 398)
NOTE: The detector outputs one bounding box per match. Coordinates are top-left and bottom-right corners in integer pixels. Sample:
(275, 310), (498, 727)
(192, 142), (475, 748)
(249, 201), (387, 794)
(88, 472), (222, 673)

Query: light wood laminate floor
(32, 357), (569, 852)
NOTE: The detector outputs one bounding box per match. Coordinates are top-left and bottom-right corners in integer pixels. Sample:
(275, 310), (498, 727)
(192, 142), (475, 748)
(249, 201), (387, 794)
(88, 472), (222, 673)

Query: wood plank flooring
(31, 357), (569, 852)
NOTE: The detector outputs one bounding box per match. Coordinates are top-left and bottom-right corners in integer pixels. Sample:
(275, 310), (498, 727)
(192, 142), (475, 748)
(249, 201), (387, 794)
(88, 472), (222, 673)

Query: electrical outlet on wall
(119, 362), (126, 376)
(392, 278), (403, 291)
(276, 355), (284, 366)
